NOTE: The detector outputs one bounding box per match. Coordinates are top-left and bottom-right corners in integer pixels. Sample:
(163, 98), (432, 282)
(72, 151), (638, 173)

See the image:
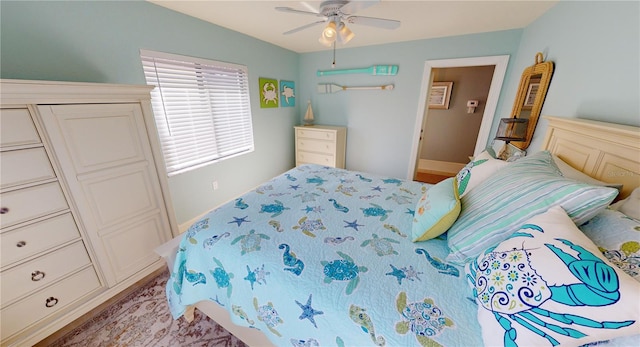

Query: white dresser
(0, 79), (177, 346)
(294, 125), (346, 168)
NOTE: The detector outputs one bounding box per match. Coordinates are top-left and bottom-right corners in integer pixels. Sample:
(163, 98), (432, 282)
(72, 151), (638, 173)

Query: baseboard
(418, 159), (465, 176)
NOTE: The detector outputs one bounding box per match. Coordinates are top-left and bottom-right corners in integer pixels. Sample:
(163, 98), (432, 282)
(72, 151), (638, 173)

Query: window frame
(140, 49), (254, 176)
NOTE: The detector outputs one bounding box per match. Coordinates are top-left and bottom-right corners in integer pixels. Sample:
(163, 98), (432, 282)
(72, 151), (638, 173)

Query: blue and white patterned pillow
(580, 208), (640, 282)
(447, 151), (618, 264)
(455, 150), (508, 198)
(412, 177), (460, 242)
(466, 206), (640, 347)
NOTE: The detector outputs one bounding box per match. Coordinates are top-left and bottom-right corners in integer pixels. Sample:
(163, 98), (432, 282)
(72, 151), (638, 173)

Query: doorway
(407, 55), (510, 181)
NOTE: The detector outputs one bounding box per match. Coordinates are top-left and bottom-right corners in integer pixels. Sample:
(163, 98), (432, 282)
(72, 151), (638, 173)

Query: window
(140, 49), (254, 176)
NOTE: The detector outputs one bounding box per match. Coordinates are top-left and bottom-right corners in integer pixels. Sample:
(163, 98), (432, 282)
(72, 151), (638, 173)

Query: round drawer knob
(32, 270), (46, 281)
(16, 241), (27, 248)
(0, 207), (9, 214)
(45, 297), (59, 308)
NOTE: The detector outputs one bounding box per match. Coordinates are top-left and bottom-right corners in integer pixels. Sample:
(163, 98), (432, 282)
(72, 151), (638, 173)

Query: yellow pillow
(412, 177), (461, 242)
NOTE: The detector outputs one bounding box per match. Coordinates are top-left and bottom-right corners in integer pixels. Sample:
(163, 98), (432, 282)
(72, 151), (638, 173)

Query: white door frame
(407, 55), (510, 179)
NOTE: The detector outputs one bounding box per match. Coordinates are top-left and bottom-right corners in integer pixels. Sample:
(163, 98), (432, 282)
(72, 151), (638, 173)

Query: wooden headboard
(542, 116), (640, 200)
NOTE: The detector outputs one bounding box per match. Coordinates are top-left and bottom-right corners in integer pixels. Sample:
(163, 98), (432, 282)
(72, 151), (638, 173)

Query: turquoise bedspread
(167, 164), (482, 346)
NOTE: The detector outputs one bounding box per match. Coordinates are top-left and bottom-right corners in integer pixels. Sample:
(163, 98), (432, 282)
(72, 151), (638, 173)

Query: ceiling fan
(276, 0), (400, 47)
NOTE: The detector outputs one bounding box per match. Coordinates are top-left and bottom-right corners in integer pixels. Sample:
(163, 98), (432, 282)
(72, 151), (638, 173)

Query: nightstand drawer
(297, 138), (336, 154)
(0, 147), (56, 190)
(0, 108), (41, 148)
(297, 151), (335, 166)
(296, 128), (336, 141)
(1, 213), (80, 266)
(1, 241), (91, 307)
(0, 182), (69, 229)
(0, 266), (101, 340)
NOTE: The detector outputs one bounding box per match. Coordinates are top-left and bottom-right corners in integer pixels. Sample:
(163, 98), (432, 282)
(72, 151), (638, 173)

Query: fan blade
(283, 20), (326, 35)
(346, 15), (400, 29)
(275, 6), (321, 17)
(339, 0), (379, 15)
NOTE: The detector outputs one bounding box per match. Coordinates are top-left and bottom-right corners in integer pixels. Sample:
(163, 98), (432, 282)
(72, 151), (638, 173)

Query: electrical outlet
(212, 181), (219, 190)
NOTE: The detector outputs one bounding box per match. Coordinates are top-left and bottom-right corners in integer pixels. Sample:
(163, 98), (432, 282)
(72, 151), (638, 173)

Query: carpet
(48, 269), (247, 347)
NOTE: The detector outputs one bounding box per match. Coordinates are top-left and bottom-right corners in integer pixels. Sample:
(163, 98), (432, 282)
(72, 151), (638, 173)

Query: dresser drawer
(0, 182), (69, 229)
(0, 266), (101, 339)
(297, 151), (336, 166)
(0, 108), (41, 148)
(1, 241), (91, 307)
(297, 138), (336, 154)
(296, 128), (336, 141)
(0, 147), (56, 190)
(1, 213), (80, 266)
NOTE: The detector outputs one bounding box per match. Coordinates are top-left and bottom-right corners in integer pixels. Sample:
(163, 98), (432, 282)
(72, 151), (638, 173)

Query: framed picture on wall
(280, 80), (295, 107)
(428, 81), (453, 109)
(259, 77), (279, 108)
(523, 82), (540, 107)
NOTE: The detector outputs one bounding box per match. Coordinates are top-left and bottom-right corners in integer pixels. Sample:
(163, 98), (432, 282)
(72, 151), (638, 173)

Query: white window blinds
(140, 49), (254, 176)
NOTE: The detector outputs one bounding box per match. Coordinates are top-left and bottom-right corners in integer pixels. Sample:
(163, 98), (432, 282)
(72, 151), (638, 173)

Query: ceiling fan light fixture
(337, 22), (354, 44)
(278, 1), (400, 47)
(319, 21), (337, 46)
(318, 34), (334, 47)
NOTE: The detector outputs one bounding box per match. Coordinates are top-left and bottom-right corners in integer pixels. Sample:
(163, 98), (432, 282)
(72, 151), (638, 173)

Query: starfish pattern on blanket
(344, 219), (364, 231)
(228, 216), (250, 227)
(296, 294), (324, 328)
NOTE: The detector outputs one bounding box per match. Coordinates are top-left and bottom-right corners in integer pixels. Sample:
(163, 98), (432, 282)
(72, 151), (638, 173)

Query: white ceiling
(148, 0), (558, 53)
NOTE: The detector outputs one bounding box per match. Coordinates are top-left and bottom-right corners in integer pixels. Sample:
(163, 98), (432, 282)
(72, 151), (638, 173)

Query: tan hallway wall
(420, 65), (495, 164)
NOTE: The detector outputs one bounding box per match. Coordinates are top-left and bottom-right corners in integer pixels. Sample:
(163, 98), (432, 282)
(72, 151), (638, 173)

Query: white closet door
(37, 103), (171, 286)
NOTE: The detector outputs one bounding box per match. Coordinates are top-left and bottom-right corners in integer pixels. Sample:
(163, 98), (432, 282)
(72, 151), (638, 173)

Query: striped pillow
(446, 150), (618, 264)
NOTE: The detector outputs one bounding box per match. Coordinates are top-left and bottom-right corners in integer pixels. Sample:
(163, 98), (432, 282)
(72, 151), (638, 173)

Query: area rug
(49, 269), (247, 347)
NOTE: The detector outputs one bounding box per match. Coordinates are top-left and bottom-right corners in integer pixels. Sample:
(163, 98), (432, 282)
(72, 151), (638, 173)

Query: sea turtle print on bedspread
(167, 164), (483, 346)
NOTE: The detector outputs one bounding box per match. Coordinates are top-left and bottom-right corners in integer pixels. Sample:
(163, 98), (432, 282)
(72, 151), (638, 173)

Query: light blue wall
(503, 0), (640, 152)
(298, 0), (639, 177)
(0, 1), (299, 226)
(2, 1), (638, 226)
(298, 30), (523, 178)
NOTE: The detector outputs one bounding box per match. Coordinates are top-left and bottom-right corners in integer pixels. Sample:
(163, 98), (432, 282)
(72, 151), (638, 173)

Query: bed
(159, 116), (640, 347)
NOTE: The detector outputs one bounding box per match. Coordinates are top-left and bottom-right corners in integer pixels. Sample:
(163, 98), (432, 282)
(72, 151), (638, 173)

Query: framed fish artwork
(280, 80), (295, 107)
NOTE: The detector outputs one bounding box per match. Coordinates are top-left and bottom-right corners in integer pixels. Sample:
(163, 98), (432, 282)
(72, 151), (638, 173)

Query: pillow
(610, 187), (640, 220)
(412, 177), (460, 242)
(446, 151), (618, 264)
(466, 206), (640, 347)
(553, 154), (623, 191)
(484, 146), (498, 159)
(580, 208), (640, 282)
(455, 150), (508, 198)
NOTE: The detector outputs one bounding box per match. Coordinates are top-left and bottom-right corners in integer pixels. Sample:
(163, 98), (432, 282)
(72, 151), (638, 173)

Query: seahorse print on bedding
(280, 243), (305, 276)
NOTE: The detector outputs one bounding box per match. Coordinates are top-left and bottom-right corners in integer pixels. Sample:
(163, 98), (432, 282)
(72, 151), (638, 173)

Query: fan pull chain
(332, 41), (336, 68)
